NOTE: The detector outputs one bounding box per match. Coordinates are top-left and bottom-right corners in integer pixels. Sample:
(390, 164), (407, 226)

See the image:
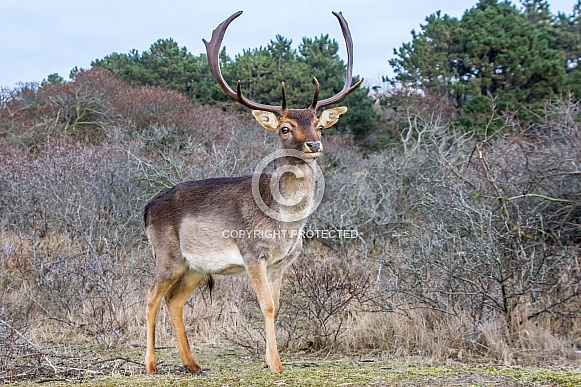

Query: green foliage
(298, 35), (345, 104)
(42, 73), (64, 85)
(297, 35), (377, 138)
(555, 0), (581, 97)
(339, 87), (377, 139)
(228, 35), (309, 107)
(92, 39), (225, 105)
(461, 0), (565, 103)
(388, 0), (578, 134)
(389, 11), (462, 103)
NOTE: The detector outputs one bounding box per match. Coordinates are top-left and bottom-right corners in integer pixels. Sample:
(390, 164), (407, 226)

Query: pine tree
(388, 0), (569, 130)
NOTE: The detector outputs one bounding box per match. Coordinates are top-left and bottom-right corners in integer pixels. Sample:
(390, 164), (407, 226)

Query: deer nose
(305, 141), (322, 152)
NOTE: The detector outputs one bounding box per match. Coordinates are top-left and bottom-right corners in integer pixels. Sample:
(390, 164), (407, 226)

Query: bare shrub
(0, 141), (152, 350)
(357, 95), (581, 362)
(0, 68), (247, 149)
(278, 245), (371, 351)
(0, 83), (61, 148)
(221, 243), (371, 353)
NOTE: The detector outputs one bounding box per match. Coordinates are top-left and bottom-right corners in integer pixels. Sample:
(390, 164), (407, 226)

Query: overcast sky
(0, 0), (577, 89)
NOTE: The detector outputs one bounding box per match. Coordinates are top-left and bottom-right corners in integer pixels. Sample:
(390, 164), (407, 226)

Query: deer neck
(272, 156), (317, 224)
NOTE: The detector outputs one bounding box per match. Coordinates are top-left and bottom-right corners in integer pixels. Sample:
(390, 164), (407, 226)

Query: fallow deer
(144, 10), (363, 375)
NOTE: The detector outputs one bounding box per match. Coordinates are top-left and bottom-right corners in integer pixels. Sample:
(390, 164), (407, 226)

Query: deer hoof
(185, 362), (204, 375)
(145, 362), (158, 375)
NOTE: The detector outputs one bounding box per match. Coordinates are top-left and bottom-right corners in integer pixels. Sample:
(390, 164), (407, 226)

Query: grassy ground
(5, 344), (581, 386)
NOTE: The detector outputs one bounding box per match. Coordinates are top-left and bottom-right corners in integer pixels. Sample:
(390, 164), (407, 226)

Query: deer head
(202, 11), (363, 159)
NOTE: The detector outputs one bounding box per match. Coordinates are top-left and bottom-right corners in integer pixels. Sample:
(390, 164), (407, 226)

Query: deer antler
(203, 11), (363, 114)
(203, 11), (287, 115)
(310, 11), (364, 112)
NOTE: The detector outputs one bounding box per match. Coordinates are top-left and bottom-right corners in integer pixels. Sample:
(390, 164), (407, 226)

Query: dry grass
(2, 342), (580, 386)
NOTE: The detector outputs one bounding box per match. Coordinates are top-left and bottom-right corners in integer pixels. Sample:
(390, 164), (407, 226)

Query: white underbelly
(183, 245), (245, 274)
(178, 215), (302, 275)
(179, 215), (245, 274)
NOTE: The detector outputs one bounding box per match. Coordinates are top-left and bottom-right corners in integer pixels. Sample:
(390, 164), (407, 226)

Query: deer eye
(280, 126), (291, 134)
(318, 125), (324, 131)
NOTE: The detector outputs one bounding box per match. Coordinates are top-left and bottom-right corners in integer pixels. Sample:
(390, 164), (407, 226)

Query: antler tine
(203, 11), (286, 114)
(281, 82), (287, 112)
(309, 77), (320, 111)
(314, 11), (364, 111)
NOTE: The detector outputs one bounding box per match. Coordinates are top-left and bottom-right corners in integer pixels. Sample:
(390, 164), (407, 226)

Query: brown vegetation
(0, 69), (579, 382)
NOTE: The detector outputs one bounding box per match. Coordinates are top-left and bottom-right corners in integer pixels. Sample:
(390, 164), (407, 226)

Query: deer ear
(252, 110), (279, 131)
(319, 107), (348, 128)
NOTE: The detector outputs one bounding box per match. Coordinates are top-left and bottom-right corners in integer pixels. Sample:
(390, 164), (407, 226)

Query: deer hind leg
(246, 260), (283, 372)
(164, 270), (205, 375)
(145, 277), (174, 374)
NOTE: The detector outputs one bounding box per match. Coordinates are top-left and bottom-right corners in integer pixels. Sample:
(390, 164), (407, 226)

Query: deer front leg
(269, 269), (284, 322)
(245, 259), (283, 372)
